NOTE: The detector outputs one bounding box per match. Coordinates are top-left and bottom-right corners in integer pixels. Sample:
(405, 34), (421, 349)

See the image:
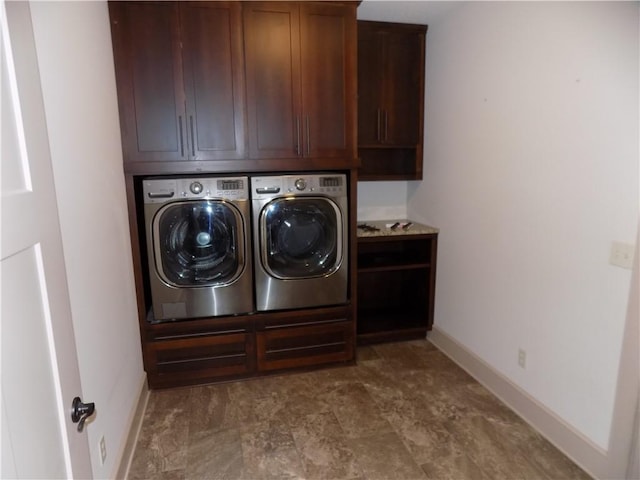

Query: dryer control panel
(143, 177), (249, 204)
(252, 174), (347, 200)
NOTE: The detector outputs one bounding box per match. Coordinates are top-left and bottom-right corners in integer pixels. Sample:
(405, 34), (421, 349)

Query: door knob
(71, 397), (95, 432)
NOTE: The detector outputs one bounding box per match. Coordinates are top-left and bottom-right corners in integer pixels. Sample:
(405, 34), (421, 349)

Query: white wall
(407, 0), (637, 454)
(29, 2), (145, 478)
(357, 181), (409, 220)
(358, 0), (639, 474)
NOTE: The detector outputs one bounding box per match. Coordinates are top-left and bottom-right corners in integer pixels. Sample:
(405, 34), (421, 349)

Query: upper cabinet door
(300, 2), (356, 159)
(243, 2), (356, 161)
(109, 2), (186, 163)
(243, 2), (302, 159)
(357, 24), (385, 147)
(180, 2), (247, 161)
(109, 1), (246, 167)
(383, 27), (424, 146)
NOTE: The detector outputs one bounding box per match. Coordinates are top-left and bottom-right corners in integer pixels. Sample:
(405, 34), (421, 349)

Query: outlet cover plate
(610, 242), (635, 270)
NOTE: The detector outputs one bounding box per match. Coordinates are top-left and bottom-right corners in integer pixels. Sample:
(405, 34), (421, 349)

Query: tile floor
(127, 340), (591, 479)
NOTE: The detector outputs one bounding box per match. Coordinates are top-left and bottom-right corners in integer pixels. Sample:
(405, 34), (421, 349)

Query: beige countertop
(356, 219), (439, 238)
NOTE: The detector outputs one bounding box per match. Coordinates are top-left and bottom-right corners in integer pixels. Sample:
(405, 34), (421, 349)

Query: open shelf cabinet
(356, 233), (438, 344)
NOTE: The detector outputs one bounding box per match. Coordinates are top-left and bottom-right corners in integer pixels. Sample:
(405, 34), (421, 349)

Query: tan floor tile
(421, 443), (489, 480)
(185, 428), (244, 480)
(290, 411), (364, 480)
(443, 414), (550, 479)
(240, 422), (304, 479)
(347, 431), (427, 479)
(129, 397), (190, 477)
(320, 382), (395, 439)
(128, 340), (591, 480)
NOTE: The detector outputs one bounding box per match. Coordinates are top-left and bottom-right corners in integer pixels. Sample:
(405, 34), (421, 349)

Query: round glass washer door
(152, 200), (245, 287)
(260, 197), (342, 279)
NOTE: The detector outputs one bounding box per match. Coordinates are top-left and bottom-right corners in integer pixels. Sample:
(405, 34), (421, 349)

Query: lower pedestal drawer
(145, 332), (255, 388)
(257, 322), (355, 372)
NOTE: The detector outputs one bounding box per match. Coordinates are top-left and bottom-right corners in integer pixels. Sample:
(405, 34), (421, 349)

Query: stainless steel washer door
(153, 200), (244, 287)
(260, 197), (343, 279)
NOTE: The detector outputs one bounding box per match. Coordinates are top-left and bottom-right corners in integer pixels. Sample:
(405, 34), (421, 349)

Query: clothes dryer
(252, 173), (349, 311)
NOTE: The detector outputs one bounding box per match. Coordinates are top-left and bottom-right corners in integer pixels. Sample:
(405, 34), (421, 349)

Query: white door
(1, 2), (92, 478)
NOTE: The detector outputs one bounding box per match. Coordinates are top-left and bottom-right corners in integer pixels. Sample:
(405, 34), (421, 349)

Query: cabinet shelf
(358, 307), (426, 330)
(358, 262), (431, 273)
(358, 144), (419, 149)
(358, 147), (422, 181)
(358, 235), (433, 267)
(357, 306), (428, 345)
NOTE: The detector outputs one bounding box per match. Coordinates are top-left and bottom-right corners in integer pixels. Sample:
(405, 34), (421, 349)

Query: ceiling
(357, 1), (462, 25)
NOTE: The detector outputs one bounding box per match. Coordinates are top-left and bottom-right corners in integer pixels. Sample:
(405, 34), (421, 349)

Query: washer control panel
(189, 181), (203, 195)
(143, 177), (249, 203)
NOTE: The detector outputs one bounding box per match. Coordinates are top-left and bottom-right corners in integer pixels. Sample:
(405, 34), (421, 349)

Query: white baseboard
(115, 374), (149, 480)
(428, 327), (611, 479)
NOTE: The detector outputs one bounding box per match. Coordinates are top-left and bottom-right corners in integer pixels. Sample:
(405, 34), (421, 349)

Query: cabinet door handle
(305, 116), (310, 156)
(296, 116), (301, 156)
(383, 110), (388, 142)
(178, 116), (185, 157)
(189, 115), (195, 158)
(376, 109), (381, 142)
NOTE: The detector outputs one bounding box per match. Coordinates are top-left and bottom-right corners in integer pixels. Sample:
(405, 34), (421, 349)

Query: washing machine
(251, 173), (349, 311)
(143, 176), (253, 322)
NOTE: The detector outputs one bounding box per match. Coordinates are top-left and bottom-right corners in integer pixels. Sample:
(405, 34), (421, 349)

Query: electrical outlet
(99, 436), (107, 465)
(610, 242), (635, 269)
(518, 349), (526, 369)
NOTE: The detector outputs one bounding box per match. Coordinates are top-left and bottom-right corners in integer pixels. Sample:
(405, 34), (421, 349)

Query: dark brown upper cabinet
(357, 21), (427, 181)
(109, 2), (246, 171)
(243, 2), (357, 164)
